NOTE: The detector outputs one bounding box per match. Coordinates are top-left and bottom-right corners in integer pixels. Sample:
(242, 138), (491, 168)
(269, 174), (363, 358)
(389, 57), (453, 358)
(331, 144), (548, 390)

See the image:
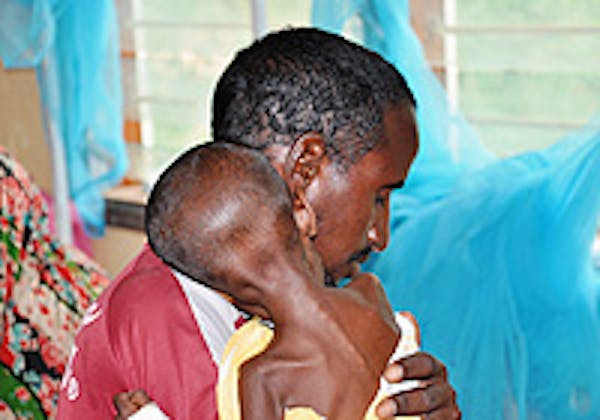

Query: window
(117, 0), (311, 184)
(118, 0), (600, 185)
(414, 0), (600, 156)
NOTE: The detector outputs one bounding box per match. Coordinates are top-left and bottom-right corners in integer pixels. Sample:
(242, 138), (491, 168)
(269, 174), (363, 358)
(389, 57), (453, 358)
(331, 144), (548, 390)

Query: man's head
(212, 28), (419, 284)
(146, 143), (322, 306)
(212, 27), (415, 168)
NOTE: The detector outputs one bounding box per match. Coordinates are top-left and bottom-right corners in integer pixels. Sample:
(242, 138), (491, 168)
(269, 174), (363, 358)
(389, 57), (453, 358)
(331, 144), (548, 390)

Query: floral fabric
(0, 148), (109, 419)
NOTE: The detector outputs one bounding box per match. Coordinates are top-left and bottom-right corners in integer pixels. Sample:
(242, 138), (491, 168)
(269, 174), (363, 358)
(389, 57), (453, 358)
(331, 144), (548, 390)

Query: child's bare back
(237, 272), (399, 420)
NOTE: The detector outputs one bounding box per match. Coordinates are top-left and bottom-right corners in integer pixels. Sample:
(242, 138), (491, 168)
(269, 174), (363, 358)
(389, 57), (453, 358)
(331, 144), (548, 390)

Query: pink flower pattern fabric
(0, 148), (109, 419)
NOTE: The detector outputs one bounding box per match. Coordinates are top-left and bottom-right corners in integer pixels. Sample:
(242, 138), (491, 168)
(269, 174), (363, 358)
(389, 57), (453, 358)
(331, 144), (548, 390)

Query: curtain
(0, 0), (128, 235)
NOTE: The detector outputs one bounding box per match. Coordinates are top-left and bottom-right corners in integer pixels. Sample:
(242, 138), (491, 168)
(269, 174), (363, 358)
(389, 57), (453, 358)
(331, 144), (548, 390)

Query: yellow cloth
(217, 314), (421, 419)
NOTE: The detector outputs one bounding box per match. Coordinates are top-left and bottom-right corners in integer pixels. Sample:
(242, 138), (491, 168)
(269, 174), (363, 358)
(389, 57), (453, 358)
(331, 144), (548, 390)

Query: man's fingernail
(377, 399), (398, 418)
(385, 364), (404, 382)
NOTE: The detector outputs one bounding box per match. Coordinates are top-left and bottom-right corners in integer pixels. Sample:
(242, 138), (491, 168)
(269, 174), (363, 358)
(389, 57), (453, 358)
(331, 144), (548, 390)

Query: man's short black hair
(212, 27), (415, 169)
(146, 143), (299, 288)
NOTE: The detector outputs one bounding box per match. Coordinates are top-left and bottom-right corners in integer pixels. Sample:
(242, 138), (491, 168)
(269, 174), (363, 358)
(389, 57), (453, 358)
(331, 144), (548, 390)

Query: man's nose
(367, 206), (390, 252)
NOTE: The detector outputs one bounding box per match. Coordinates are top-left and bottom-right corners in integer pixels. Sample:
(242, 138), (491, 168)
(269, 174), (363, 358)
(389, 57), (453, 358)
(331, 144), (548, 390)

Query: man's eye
(375, 195), (387, 205)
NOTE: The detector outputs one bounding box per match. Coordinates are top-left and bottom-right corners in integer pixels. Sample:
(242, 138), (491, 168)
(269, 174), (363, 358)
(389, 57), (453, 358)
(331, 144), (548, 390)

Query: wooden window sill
(104, 184), (147, 231)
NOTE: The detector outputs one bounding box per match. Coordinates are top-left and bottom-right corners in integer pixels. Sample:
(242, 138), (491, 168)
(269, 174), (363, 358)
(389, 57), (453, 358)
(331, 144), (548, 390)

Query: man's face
(307, 104), (418, 284)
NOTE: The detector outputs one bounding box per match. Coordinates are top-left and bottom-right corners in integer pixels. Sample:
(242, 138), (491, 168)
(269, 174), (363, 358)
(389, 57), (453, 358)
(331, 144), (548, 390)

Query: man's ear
(284, 132), (327, 193)
(293, 188), (317, 240)
(284, 132), (326, 240)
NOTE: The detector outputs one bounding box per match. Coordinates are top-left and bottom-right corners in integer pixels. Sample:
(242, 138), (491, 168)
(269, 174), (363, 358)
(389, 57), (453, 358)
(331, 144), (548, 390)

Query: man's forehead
(383, 105), (418, 158)
(355, 131), (417, 186)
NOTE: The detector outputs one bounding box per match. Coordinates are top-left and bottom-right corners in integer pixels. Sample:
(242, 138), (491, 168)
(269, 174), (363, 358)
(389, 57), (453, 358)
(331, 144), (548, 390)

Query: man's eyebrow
(384, 180), (405, 190)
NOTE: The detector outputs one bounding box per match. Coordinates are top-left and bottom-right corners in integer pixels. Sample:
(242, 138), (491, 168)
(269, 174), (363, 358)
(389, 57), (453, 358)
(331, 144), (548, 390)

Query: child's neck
(238, 258), (325, 327)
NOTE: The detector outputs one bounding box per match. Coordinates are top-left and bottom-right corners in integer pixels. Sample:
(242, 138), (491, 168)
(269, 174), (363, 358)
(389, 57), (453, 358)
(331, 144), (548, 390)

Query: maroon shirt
(57, 245), (239, 419)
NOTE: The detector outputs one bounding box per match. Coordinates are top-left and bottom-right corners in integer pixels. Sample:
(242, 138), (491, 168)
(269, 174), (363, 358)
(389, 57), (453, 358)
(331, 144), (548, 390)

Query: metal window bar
(129, 0), (264, 147)
(466, 115), (600, 130)
(444, 24), (600, 34)
(128, 20), (250, 29)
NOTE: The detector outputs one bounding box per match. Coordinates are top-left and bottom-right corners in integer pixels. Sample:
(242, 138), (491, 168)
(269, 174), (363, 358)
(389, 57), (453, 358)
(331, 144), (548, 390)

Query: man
(57, 28), (459, 419)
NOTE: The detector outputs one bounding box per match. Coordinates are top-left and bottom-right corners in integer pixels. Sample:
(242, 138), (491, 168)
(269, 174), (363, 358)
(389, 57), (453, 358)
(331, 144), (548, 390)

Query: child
(123, 143), (419, 419)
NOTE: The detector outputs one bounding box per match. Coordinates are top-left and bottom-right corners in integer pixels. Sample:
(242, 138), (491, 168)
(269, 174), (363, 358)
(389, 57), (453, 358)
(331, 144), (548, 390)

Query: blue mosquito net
(0, 0), (128, 235)
(313, 1), (600, 418)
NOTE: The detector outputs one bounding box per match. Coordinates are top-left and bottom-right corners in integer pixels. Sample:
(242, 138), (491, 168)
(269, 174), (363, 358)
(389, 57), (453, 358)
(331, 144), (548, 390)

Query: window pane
(134, 26), (251, 57)
(268, 0), (311, 28)
(139, 100), (209, 151)
(136, 0), (250, 24)
(457, 0), (600, 25)
(460, 72), (600, 123)
(454, 0), (600, 156)
(129, 0), (314, 166)
(472, 123), (572, 156)
(457, 33), (600, 72)
(132, 24), (253, 152)
(138, 58), (219, 100)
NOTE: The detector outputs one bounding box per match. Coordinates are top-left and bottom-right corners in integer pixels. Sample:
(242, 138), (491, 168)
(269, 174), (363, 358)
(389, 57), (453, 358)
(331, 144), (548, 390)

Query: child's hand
(114, 390), (152, 419)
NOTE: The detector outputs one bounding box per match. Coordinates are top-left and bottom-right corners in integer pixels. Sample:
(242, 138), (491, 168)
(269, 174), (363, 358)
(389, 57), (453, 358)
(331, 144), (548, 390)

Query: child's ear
(293, 188), (317, 240)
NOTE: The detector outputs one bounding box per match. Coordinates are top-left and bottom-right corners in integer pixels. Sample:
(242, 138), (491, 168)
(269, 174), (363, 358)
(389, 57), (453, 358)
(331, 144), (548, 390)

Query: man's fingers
(380, 353), (459, 418)
(395, 381), (454, 415)
(423, 405), (462, 420)
(376, 380), (455, 417)
(387, 352), (446, 381)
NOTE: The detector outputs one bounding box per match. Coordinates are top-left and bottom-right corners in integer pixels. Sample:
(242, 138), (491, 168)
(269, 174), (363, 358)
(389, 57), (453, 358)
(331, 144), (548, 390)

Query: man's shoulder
(74, 245), (195, 351)
(71, 246), (187, 352)
(102, 245), (182, 316)
(59, 247), (221, 419)
(113, 244), (174, 291)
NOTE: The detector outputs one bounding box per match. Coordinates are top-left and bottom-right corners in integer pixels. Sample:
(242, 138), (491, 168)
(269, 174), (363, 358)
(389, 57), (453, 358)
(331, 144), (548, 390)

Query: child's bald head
(146, 143), (300, 294)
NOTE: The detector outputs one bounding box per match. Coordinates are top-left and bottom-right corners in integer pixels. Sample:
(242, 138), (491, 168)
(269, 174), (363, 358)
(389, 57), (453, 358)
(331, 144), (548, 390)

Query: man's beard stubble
(324, 272), (337, 288)
(324, 247), (372, 288)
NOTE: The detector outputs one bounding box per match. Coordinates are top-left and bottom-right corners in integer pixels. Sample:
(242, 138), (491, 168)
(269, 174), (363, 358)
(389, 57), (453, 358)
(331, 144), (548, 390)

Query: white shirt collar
(172, 269), (243, 365)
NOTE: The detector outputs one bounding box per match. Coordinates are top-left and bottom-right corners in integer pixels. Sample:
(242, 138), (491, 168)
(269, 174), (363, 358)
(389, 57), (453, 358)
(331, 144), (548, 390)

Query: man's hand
(376, 353), (460, 419)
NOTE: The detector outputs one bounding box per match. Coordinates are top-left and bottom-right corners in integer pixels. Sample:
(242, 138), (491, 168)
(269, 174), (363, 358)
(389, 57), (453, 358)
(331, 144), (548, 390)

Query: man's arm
(376, 353), (460, 419)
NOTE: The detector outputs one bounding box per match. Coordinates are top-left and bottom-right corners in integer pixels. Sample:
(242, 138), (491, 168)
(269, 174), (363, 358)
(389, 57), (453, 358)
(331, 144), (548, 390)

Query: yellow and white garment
(217, 312), (422, 420)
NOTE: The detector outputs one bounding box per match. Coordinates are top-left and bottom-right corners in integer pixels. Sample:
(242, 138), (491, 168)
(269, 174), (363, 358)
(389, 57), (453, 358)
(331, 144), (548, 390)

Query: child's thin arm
(240, 360), (284, 420)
